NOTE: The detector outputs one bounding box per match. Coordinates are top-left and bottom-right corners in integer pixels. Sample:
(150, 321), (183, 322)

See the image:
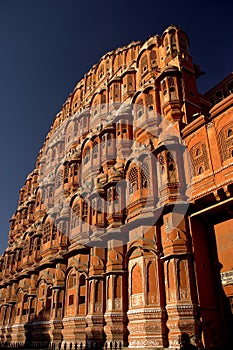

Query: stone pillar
(5, 303), (14, 343)
(161, 212), (200, 349)
(50, 266), (65, 347)
(126, 226), (167, 349)
(86, 247), (106, 348)
(104, 240), (128, 347)
(0, 305), (7, 342)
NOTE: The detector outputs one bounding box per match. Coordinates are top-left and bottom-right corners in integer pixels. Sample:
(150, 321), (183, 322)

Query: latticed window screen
(168, 76), (175, 90)
(71, 204), (80, 229)
(74, 164), (78, 176)
(101, 92), (106, 105)
(150, 50), (157, 69)
(171, 33), (177, 50)
(114, 84), (119, 98)
(129, 167), (139, 194)
(190, 143), (210, 176)
(219, 124), (233, 161)
(136, 99), (144, 119)
(92, 141), (98, 159)
(146, 93), (154, 108)
(141, 56), (148, 74)
(82, 201), (88, 222)
(83, 147), (90, 164)
(161, 79), (167, 95)
(141, 162), (150, 189)
(64, 164), (69, 183)
(127, 75), (134, 90)
(107, 133), (112, 146)
(55, 170), (63, 188)
(43, 222), (51, 243)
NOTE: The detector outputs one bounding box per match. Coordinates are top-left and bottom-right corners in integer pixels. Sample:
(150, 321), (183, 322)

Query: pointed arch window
(43, 222), (51, 244)
(141, 162), (150, 189)
(136, 99), (144, 119)
(64, 164), (69, 184)
(150, 49), (157, 68)
(141, 55), (148, 75)
(82, 200), (88, 223)
(83, 147), (90, 165)
(190, 143), (210, 176)
(78, 274), (86, 306)
(131, 264), (142, 294)
(71, 203), (80, 229)
(129, 167), (139, 194)
(92, 141), (98, 159)
(171, 32), (177, 52)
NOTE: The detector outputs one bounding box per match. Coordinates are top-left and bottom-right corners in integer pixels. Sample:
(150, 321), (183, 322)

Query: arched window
(129, 167), (139, 194)
(114, 84), (120, 100)
(107, 133), (112, 146)
(45, 287), (52, 318)
(64, 164), (69, 184)
(198, 166), (204, 174)
(171, 32), (177, 52)
(131, 264), (142, 294)
(146, 93), (154, 109)
(92, 141), (98, 159)
(74, 121), (78, 136)
(150, 49), (157, 68)
(99, 65), (104, 79)
(71, 204), (80, 229)
(43, 222), (51, 244)
(127, 75), (134, 90)
(83, 147), (90, 165)
(114, 276), (121, 299)
(68, 273), (76, 289)
(136, 99), (144, 119)
(161, 79), (167, 96)
(95, 280), (102, 303)
(167, 152), (177, 182)
(74, 163), (78, 176)
(190, 143), (210, 176)
(141, 55), (148, 74)
(102, 135), (106, 149)
(147, 262), (157, 304)
(78, 274), (86, 308)
(82, 200), (88, 223)
(55, 169), (63, 189)
(165, 37), (169, 53)
(141, 162), (150, 189)
(227, 129), (233, 138)
(66, 269), (77, 312)
(101, 91), (106, 105)
(168, 76), (176, 93)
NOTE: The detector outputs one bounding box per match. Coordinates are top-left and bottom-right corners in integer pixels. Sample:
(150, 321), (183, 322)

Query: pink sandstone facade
(0, 26), (232, 349)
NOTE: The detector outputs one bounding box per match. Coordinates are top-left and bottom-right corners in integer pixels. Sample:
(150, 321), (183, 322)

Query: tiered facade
(0, 26), (233, 349)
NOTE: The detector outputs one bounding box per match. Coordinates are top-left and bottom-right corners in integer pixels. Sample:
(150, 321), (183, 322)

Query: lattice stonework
(190, 142), (210, 176)
(219, 123), (233, 161)
(146, 93), (154, 107)
(141, 162), (150, 189)
(129, 167), (139, 194)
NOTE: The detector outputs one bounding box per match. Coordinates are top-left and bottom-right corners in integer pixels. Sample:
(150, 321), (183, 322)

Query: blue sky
(0, 0), (232, 254)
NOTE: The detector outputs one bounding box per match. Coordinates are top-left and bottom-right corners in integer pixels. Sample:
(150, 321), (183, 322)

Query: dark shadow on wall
(23, 308), (51, 349)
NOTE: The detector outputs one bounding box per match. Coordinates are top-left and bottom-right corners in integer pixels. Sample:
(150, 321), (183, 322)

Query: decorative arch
(190, 142), (210, 176)
(131, 263), (142, 295)
(219, 122), (233, 161)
